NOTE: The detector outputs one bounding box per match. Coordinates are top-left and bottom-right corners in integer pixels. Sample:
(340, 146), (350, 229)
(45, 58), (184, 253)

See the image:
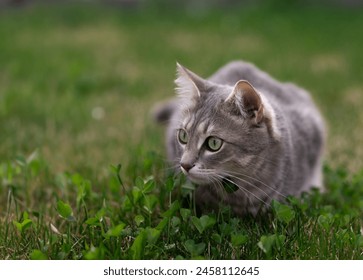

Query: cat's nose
(180, 162), (194, 172)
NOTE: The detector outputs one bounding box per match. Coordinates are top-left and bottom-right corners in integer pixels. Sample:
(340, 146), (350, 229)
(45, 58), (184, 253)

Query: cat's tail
(151, 98), (178, 125)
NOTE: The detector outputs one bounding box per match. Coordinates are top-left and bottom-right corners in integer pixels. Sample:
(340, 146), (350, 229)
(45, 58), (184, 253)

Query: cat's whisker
(182, 168), (272, 207)
(215, 174), (270, 208)
(206, 174), (229, 204)
(214, 178), (229, 202)
(222, 174), (272, 206)
(223, 170), (288, 200)
(162, 164), (180, 172)
(162, 157), (182, 172)
(221, 175), (269, 208)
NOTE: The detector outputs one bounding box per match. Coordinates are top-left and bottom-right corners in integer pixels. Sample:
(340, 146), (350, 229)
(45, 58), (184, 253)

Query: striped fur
(154, 61), (325, 216)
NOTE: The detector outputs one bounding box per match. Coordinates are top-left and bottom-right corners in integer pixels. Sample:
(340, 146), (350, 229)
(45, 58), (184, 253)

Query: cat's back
(209, 60), (314, 108)
(210, 61), (324, 131)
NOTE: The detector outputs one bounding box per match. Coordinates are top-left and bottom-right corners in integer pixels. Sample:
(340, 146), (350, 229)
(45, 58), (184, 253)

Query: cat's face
(177, 106), (239, 185)
(172, 63), (278, 187)
(174, 92), (270, 186)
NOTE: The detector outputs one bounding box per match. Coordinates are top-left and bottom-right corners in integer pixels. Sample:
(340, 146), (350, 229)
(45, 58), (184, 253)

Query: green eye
(206, 137), (223, 151)
(178, 129), (188, 144)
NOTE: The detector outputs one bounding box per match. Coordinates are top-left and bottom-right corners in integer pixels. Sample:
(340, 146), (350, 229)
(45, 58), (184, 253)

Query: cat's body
(154, 61), (325, 216)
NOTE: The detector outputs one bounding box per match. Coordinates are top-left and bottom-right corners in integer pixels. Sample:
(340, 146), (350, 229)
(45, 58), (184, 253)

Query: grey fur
(154, 61), (325, 216)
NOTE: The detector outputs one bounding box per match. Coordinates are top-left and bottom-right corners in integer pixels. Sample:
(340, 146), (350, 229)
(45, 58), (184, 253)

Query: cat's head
(172, 63), (280, 186)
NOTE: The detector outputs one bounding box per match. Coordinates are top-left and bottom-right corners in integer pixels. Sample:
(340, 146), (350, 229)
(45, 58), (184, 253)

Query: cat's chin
(180, 169), (207, 185)
(183, 172), (216, 186)
(188, 176), (211, 185)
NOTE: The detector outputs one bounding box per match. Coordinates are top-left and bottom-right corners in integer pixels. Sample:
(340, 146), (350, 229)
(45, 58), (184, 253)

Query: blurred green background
(1, 0), (363, 180)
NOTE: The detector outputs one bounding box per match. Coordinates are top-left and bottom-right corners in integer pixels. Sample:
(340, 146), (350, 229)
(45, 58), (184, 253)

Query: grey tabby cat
(154, 61), (325, 216)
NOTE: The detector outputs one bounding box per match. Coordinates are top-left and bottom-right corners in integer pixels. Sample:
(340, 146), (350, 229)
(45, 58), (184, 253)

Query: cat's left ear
(175, 63), (208, 99)
(226, 80), (264, 124)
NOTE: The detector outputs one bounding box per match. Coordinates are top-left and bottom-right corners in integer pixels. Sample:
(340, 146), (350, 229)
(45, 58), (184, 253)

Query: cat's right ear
(175, 63), (206, 99)
(226, 80), (281, 140)
(226, 80), (264, 123)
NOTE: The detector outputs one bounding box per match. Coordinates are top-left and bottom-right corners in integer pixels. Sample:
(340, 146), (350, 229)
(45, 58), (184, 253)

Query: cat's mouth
(189, 174), (239, 193)
(183, 169), (239, 193)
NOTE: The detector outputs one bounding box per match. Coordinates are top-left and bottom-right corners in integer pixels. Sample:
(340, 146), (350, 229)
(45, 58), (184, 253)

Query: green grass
(1, 153), (362, 259)
(0, 3), (362, 259)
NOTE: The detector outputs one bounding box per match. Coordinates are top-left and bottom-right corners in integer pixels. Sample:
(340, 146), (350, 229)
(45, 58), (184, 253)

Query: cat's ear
(226, 80), (264, 124)
(175, 63), (207, 98)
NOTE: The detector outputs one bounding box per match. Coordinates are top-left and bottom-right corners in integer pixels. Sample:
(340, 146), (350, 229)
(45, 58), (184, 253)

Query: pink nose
(181, 162), (194, 172)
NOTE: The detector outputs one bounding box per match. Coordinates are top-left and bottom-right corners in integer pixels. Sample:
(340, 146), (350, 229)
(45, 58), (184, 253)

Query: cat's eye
(178, 129), (188, 144)
(206, 136), (223, 152)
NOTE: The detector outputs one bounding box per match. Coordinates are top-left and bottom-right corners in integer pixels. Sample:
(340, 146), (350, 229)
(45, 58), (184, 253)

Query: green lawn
(0, 3), (362, 259)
